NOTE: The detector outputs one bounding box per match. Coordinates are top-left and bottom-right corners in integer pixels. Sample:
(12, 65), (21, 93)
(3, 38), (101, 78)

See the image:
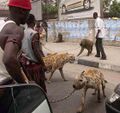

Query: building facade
(0, 0), (9, 18)
(0, 0), (42, 20)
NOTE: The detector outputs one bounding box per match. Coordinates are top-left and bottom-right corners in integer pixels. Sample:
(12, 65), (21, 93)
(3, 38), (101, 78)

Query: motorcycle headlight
(109, 93), (120, 103)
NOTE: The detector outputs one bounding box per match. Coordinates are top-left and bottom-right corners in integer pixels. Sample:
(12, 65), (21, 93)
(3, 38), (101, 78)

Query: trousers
(95, 38), (106, 58)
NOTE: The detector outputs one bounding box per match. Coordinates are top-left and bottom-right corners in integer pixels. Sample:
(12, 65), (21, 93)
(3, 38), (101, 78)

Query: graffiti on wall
(48, 19), (120, 41)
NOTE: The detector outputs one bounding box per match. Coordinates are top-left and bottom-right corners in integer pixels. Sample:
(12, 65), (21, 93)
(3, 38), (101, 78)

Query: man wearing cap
(0, 0), (31, 84)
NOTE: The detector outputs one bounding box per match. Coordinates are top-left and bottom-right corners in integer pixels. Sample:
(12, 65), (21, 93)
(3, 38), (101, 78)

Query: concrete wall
(47, 19), (120, 46)
(31, 0), (42, 21)
(0, 0), (9, 17)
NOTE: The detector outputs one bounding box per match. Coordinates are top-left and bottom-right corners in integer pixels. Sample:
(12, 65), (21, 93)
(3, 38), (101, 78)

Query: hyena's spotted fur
(43, 53), (75, 83)
(73, 69), (107, 113)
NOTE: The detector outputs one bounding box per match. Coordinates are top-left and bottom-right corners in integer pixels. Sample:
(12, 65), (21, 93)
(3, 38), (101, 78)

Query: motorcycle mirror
(0, 83), (53, 113)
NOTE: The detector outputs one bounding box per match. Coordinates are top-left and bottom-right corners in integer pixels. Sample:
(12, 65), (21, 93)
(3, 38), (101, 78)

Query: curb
(77, 59), (120, 73)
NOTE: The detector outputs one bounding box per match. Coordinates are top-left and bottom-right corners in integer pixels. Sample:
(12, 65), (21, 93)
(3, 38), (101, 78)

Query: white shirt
(95, 17), (106, 38)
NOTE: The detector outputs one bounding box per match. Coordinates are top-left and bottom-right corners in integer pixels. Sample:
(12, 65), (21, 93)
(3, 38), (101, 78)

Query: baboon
(77, 39), (93, 56)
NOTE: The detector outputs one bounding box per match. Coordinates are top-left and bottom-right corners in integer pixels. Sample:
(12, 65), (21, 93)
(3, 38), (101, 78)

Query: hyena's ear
(80, 71), (85, 77)
(81, 71), (85, 74)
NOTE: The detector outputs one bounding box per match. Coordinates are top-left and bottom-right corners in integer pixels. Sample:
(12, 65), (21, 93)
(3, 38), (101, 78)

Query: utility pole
(57, 0), (61, 20)
(44, 0), (48, 20)
(100, 0), (104, 17)
(31, 0), (42, 20)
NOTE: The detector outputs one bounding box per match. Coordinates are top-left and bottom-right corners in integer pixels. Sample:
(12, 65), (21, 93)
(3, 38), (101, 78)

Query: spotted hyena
(43, 53), (75, 83)
(73, 69), (107, 113)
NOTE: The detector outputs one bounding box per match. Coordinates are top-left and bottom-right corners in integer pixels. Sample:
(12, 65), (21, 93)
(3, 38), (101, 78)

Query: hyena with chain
(73, 69), (107, 113)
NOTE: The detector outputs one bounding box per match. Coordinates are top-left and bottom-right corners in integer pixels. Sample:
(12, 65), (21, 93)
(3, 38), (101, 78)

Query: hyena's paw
(76, 107), (84, 113)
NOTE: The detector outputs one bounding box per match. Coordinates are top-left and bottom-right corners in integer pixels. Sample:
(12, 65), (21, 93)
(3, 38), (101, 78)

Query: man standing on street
(93, 12), (107, 60)
(0, 0), (31, 84)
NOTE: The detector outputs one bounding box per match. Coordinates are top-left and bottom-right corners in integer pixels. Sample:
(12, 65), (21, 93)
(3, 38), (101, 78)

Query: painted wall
(48, 19), (120, 41)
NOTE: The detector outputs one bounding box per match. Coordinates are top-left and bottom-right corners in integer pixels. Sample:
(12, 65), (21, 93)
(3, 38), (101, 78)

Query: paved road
(46, 63), (120, 113)
(43, 42), (120, 72)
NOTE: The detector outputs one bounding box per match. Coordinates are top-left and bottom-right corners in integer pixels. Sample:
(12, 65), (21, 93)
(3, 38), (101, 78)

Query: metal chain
(49, 89), (75, 103)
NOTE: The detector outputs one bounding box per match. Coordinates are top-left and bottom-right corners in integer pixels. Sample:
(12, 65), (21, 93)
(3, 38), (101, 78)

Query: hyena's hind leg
(100, 72), (107, 97)
(47, 70), (55, 83)
(92, 89), (97, 95)
(97, 87), (101, 103)
(101, 81), (106, 97)
(59, 67), (67, 81)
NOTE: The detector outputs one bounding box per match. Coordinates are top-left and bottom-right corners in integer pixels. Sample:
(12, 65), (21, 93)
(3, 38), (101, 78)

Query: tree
(103, 0), (112, 12)
(103, 0), (120, 18)
(109, 0), (120, 17)
(42, 1), (58, 19)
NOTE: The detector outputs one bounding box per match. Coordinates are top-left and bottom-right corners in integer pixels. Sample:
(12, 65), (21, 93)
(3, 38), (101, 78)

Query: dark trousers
(95, 38), (106, 58)
(19, 55), (47, 93)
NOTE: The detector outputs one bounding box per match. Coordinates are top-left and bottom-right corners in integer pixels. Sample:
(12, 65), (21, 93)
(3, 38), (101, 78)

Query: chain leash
(49, 89), (75, 103)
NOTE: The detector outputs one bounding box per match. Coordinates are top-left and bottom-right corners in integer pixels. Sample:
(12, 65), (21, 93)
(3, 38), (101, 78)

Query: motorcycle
(105, 83), (120, 113)
(0, 83), (53, 113)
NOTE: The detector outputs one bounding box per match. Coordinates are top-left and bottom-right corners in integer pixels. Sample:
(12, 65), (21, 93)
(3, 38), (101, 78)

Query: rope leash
(49, 89), (75, 103)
